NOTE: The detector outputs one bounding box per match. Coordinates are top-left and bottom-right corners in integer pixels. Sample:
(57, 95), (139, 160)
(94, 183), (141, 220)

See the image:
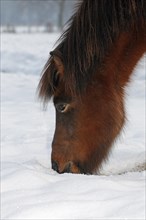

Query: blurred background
(1, 0), (78, 33)
(1, 0), (79, 75)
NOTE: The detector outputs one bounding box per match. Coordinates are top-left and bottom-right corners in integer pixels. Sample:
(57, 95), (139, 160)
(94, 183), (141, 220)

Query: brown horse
(38, 0), (146, 174)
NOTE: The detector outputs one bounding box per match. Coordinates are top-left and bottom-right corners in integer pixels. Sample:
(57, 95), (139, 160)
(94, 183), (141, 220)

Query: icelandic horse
(38, 0), (146, 174)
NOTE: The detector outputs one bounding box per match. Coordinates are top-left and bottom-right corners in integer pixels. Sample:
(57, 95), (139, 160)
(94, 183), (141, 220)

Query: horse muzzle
(52, 160), (81, 174)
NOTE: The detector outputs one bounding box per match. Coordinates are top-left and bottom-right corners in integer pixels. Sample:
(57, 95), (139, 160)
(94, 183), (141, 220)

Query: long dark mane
(38, 0), (146, 102)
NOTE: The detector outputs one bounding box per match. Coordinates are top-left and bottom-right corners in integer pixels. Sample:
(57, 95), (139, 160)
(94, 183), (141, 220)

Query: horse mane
(38, 0), (146, 102)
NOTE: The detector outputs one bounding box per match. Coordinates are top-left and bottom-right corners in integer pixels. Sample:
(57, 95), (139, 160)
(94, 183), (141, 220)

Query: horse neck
(102, 29), (146, 88)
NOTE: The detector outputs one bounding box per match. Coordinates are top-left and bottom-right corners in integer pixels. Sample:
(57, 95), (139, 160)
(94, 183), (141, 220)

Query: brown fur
(38, 0), (146, 174)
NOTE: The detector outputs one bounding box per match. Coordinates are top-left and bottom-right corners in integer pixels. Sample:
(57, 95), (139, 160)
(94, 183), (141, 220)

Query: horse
(38, 0), (146, 174)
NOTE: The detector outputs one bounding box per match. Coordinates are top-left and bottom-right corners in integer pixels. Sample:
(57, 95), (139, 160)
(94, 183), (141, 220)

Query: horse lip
(61, 161), (73, 173)
(52, 160), (59, 173)
(52, 160), (86, 174)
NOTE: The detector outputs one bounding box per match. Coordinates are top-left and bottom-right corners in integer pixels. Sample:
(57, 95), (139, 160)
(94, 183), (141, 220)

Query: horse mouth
(52, 160), (84, 174)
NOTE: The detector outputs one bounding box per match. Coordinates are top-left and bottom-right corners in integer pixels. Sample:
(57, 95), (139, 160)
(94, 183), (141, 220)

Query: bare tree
(56, 0), (66, 30)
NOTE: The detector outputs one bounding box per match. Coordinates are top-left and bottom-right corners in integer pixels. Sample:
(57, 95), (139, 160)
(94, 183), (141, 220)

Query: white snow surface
(1, 33), (146, 219)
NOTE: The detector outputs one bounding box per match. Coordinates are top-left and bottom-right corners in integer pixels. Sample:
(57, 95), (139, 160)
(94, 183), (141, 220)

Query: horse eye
(56, 103), (68, 113)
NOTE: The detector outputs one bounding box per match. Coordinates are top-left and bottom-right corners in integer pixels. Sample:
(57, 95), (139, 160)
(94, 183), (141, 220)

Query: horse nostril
(52, 161), (59, 172)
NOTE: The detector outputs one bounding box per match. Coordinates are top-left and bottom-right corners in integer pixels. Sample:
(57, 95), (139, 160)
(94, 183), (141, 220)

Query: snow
(1, 33), (145, 219)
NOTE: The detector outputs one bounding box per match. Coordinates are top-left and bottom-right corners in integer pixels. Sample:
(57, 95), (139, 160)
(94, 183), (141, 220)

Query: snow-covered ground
(1, 33), (145, 219)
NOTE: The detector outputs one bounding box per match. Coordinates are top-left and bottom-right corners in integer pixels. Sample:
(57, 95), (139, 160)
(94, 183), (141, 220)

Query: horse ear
(53, 56), (64, 76)
(50, 51), (64, 76)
